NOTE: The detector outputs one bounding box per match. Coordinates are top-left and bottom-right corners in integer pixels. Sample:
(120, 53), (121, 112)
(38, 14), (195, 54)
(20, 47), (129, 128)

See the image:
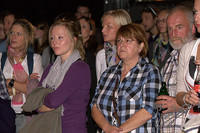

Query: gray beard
(169, 33), (193, 50)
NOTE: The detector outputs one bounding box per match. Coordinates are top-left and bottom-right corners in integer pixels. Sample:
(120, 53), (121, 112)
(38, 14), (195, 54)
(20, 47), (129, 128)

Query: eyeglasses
(116, 38), (134, 46)
(157, 18), (167, 24)
(10, 31), (23, 37)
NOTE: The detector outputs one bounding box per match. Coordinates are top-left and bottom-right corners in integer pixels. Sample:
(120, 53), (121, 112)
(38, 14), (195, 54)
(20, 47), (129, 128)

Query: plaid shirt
(160, 50), (185, 133)
(92, 58), (161, 133)
(0, 69), (10, 100)
(151, 36), (172, 70)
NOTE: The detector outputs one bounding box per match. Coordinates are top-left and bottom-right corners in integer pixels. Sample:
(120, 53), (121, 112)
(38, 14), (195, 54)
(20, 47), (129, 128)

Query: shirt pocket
(123, 85), (142, 101)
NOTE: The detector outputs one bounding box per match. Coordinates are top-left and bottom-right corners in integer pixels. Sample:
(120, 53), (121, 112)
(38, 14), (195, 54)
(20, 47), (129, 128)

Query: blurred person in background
(0, 19), (6, 42)
(75, 3), (104, 52)
(79, 16), (98, 133)
(34, 21), (49, 55)
(0, 11), (15, 52)
(151, 9), (173, 70)
(33, 21), (51, 69)
(141, 6), (159, 61)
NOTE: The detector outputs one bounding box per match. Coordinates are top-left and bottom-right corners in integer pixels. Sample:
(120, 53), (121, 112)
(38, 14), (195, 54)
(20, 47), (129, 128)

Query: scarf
(7, 46), (28, 105)
(104, 42), (116, 67)
(42, 50), (81, 90)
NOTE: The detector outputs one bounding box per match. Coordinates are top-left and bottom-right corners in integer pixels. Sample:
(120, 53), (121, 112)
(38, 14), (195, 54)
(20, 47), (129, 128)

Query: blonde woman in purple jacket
(38, 18), (91, 133)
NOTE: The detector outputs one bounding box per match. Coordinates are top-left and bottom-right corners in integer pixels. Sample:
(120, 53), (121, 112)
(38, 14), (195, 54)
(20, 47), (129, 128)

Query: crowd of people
(0, 0), (200, 133)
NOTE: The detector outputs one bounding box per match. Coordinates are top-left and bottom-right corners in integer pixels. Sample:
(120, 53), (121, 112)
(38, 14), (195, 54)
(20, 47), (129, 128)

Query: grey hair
(168, 5), (194, 31)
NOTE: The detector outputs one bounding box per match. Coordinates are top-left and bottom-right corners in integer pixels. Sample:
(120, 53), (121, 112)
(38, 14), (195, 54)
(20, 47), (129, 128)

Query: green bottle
(159, 82), (169, 96)
(158, 82), (169, 113)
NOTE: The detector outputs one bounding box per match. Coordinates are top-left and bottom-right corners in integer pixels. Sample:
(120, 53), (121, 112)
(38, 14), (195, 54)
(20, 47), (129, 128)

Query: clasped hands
(103, 124), (123, 133)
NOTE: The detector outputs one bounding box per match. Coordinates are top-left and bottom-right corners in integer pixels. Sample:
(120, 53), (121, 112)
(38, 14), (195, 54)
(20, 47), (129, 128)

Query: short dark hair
(142, 6), (157, 18)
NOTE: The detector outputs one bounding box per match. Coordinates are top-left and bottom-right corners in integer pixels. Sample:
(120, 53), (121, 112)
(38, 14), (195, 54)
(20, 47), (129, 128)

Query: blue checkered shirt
(92, 58), (161, 133)
(0, 69), (10, 100)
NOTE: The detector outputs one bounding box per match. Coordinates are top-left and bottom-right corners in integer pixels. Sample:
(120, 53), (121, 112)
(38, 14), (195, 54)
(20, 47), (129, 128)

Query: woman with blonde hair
(37, 18), (91, 133)
(0, 18), (43, 132)
(96, 9), (132, 81)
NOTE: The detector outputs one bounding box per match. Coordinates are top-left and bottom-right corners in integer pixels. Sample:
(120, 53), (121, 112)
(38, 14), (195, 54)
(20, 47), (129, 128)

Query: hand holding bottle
(156, 96), (181, 113)
(156, 82), (169, 113)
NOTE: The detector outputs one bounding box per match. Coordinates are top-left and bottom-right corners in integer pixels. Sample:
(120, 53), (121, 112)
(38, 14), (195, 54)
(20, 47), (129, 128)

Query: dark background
(0, 0), (193, 26)
(0, 0), (104, 25)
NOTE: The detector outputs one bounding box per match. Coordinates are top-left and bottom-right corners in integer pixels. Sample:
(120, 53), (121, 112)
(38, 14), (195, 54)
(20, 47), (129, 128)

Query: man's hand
(156, 95), (182, 113)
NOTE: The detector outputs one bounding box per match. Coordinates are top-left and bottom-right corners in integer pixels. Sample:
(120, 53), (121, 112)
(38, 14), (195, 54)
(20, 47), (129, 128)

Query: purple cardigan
(38, 60), (91, 133)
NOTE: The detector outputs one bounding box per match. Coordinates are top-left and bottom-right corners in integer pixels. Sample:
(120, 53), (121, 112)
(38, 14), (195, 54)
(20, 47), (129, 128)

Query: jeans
(16, 114), (26, 133)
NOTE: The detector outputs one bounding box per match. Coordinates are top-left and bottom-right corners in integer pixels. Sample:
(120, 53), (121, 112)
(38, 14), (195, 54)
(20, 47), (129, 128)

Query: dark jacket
(19, 87), (62, 133)
(0, 98), (16, 133)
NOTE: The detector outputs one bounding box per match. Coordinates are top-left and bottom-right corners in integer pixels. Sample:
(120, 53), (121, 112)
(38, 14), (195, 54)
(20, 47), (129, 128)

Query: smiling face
(102, 15), (120, 45)
(9, 24), (26, 50)
(50, 25), (75, 61)
(194, 0), (200, 33)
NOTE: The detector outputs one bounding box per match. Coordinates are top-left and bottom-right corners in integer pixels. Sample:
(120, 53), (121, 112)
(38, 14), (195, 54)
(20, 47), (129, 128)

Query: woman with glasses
(91, 23), (161, 133)
(0, 19), (43, 132)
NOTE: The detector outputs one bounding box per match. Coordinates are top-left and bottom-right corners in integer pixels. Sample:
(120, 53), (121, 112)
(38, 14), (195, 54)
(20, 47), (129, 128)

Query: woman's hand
(38, 105), (54, 112)
(185, 89), (200, 106)
(29, 73), (40, 79)
(104, 124), (122, 133)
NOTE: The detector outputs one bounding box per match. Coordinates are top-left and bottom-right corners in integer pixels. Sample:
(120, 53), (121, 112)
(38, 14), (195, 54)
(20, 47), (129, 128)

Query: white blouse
(96, 49), (107, 82)
(0, 53), (43, 113)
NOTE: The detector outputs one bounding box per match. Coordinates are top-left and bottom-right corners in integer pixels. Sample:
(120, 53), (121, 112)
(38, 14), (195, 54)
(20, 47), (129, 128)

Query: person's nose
(102, 27), (106, 34)
(51, 39), (59, 47)
(194, 13), (200, 24)
(170, 29), (177, 37)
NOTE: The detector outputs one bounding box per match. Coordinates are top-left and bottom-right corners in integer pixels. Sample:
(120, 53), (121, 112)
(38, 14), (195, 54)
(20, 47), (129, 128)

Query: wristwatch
(8, 79), (15, 88)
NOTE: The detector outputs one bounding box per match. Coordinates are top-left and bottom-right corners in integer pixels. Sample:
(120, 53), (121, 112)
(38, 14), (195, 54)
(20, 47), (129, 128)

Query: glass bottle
(193, 64), (200, 112)
(158, 82), (169, 113)
(159, 82), (169, 96)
